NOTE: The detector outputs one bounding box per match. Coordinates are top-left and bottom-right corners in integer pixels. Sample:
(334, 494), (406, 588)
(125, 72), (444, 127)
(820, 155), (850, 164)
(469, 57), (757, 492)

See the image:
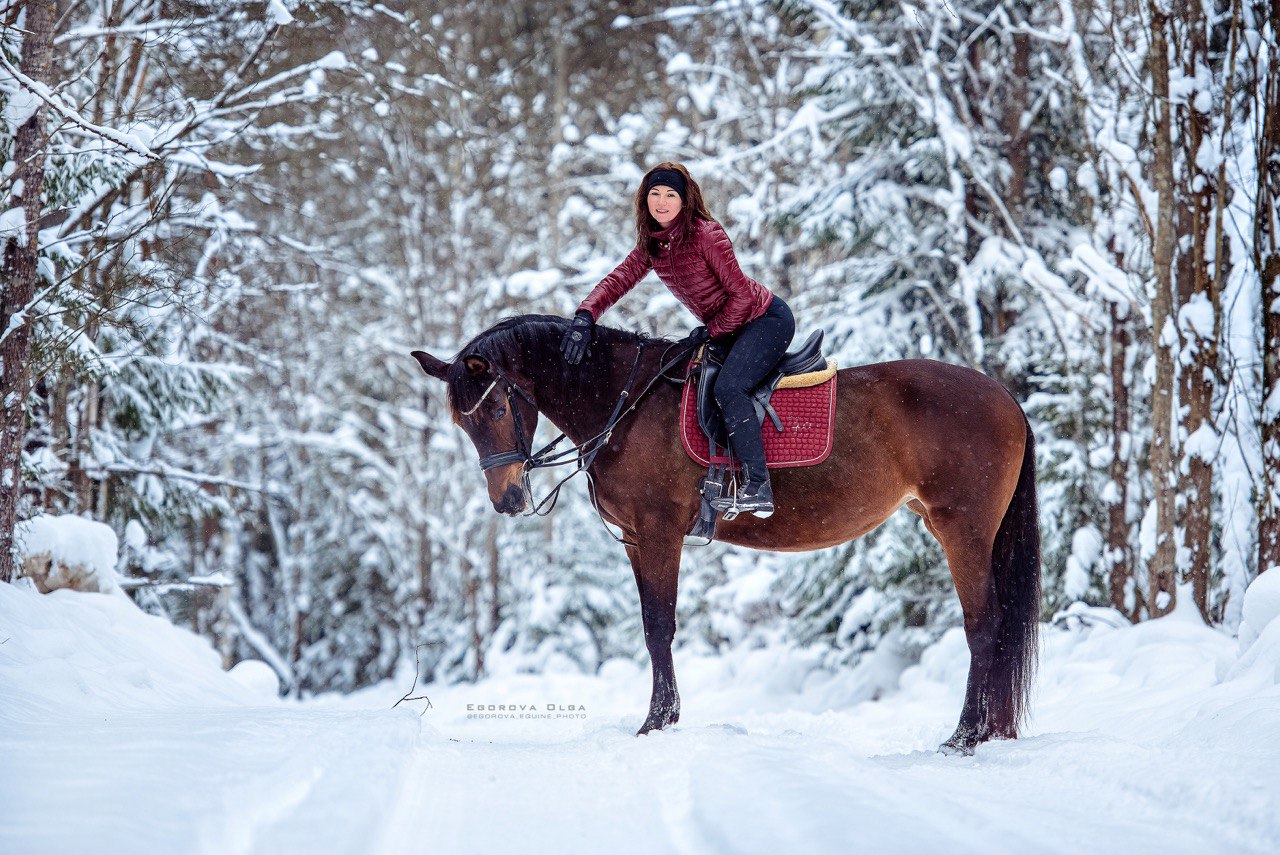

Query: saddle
(683, 330), (837, 542)
(694, 329), (828, 448)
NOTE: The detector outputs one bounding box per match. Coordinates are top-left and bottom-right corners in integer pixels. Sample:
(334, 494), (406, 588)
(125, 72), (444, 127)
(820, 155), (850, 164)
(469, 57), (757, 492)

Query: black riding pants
(712, 294), (796, 477)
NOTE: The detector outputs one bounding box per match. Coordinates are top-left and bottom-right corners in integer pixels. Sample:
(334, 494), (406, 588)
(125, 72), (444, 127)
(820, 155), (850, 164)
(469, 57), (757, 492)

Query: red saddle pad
(680, 369), (837, 469)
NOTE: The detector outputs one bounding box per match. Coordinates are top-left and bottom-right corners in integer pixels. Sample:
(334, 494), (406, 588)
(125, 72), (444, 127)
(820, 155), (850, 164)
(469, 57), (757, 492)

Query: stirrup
(710, 476), (774, 519)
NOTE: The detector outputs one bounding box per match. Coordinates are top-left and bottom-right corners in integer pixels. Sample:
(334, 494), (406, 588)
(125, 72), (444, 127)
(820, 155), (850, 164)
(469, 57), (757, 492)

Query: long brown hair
(633, 162), (717, 256)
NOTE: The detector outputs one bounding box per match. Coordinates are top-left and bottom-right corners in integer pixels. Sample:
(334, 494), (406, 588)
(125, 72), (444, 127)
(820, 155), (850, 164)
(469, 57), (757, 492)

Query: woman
(559, 162), (794, 516)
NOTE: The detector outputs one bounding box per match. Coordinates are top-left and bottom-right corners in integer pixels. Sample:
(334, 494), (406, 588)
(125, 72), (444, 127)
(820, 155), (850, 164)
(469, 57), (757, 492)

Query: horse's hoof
(938, 739), (975, 757)
(636, 709), (679, 736)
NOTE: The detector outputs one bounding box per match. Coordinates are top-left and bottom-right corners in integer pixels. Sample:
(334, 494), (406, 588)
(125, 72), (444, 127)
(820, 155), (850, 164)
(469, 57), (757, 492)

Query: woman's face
(647, 184), (683, 227)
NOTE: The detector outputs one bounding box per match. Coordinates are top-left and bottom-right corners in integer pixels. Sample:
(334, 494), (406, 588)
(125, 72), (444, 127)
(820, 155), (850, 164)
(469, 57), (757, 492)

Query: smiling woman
(560, 162), (790, 515)
(646, 173), (684, 227)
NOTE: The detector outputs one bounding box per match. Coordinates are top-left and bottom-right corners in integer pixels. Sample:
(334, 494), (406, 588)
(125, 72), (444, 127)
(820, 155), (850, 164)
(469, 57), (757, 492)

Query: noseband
(471, 378), (539, 472)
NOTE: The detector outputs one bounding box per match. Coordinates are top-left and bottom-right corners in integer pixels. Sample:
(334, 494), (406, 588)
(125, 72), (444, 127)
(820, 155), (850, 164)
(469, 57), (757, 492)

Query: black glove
(560, 310), (594, 364)
(687, 325), (710, 346)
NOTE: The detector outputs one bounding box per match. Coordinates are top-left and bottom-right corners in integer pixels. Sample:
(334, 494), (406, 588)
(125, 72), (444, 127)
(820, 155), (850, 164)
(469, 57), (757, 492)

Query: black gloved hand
(560, 310), (594, 364)
(687, 325), (710, 346)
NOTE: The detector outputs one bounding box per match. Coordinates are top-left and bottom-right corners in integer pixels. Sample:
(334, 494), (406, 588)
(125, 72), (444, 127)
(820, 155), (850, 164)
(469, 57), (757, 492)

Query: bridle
(459, 336), (700, 542)
(469, 377), (541, 472)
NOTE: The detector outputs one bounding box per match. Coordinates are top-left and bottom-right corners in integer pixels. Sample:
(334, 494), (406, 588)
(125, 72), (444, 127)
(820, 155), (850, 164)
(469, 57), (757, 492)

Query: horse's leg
(923, 508), (1007, 755)
(625, 532), (683, 735)
(926, 420), (1040, 754)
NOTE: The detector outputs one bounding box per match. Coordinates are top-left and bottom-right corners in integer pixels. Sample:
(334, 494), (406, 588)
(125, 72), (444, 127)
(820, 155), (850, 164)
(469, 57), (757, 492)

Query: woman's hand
(561, 310), (594, 364)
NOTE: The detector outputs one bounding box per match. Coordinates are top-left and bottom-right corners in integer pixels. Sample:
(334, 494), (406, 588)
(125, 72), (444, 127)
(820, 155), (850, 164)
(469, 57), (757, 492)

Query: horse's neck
(528, 341), (648, 444)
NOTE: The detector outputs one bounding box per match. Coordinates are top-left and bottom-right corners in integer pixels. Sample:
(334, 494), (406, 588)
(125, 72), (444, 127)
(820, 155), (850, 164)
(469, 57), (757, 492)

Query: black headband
(645, 168), (687, 199)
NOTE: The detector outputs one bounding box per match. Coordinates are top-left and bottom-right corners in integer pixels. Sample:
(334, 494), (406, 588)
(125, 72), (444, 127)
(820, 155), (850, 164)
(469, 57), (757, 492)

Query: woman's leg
(712, 296), (796, 496)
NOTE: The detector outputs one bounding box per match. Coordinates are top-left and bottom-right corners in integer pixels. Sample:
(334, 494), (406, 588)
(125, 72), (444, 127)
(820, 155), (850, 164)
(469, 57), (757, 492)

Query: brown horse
(411, 315), (1041, 753)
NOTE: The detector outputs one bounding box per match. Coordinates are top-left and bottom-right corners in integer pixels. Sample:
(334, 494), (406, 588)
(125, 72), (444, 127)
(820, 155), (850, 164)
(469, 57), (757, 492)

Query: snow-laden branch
(0, 280), (60, 347)
(83, 463), (284, 497)
(53, 16), (223, 46)
(0, 51), (159, 161)
(612, 0), (745, 29)
(223, 50), (350, 107)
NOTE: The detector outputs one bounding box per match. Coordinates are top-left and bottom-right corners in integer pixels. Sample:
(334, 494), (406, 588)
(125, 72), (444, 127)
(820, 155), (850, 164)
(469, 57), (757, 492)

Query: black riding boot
(734, 462), (775, 517)
(711, 422), (775, 518)
(710, 460), (774, 517)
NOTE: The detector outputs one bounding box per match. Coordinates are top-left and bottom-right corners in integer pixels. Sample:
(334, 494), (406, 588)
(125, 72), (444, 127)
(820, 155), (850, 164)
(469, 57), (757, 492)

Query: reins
(471, 336), (700, 546)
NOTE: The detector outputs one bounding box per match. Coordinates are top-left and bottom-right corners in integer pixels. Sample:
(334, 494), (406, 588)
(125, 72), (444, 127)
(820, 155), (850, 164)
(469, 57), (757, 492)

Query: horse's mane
(447, 314), (677, 412)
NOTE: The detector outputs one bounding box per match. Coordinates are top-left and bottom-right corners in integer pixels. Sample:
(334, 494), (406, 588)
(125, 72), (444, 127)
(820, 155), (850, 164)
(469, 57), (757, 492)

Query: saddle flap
(692, 350), (729, 448)
(681, 361), (838, 470)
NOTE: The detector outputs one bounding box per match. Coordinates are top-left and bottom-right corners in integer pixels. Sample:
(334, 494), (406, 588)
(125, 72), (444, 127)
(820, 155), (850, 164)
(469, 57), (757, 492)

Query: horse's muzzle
(493, 483), (528, 516)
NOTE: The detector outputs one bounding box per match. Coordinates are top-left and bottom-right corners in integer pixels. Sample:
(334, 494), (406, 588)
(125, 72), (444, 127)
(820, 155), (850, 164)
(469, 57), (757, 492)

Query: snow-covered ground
(3, 575), (1279, 854)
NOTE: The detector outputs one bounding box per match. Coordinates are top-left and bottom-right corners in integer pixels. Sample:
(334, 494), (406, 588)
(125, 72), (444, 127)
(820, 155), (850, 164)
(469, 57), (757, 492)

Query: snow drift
(3, 571), (1279, 853)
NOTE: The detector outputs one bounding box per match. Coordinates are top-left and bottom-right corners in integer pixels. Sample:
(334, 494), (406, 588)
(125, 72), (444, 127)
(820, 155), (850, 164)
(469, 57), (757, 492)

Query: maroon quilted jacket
(577, 217), (775, 338)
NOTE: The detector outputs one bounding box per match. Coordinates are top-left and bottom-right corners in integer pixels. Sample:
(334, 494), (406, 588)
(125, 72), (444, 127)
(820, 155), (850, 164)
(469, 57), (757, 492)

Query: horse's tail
(989, 414), (1041, 736)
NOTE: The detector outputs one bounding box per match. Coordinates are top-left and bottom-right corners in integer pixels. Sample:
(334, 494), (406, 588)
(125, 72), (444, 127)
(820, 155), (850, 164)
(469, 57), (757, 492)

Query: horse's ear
(410, 350), (449, 380)
(463, 354), (489, 376)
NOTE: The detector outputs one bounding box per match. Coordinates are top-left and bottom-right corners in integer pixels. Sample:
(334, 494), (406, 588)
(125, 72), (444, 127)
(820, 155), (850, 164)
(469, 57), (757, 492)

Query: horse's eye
(492, 405), (507, 420)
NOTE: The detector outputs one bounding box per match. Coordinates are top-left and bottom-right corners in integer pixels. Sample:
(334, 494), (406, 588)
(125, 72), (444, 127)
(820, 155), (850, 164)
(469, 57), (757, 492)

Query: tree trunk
(1146, 2), (1179, 617)
(1107, 303), (1137, 619)
(1264, 251), (1280, 576)
(548, 0), (569, 268)
(465, 555), (483, 680)
(1003, 29), (1031, 222)
(486, 517), (501, 642)
(1258, 0), (1280, 577)
(418, 522), (434, 608)
(0, 0), (57, 583)
(962, 39), (985, 265)
(1176, 0), (1215, 618)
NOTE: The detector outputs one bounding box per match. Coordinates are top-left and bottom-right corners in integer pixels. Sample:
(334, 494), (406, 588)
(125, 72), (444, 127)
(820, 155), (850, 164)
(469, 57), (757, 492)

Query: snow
(123, 519), (147, 550)
(1179, 290), (1215, 341)
(1184, 422), (1218, 462)
(0, 206), (26, 243)
(507, 268), (562, 299)
(666, 52), (695, 74)
(1048, 166), (1068, 192)
(1264, 383), (1280, 423)
(4, 573), (1280, 853)
(1238, 569), (1280, 649)
(0, 583), (417, 853)
(229, 658), (284, 699)
(0, 56), (157, 160)
(0, 83), (40, 130)
(1064, 525), (1103, 599)
(14, 514), (121, 594)
(266, 0), (295, 26)
(1064, 243), (1133, 305)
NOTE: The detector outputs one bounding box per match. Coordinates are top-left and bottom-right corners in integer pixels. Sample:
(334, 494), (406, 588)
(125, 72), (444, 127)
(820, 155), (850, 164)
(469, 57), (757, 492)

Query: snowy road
(4, 583), (1279, 854)
(374, 654), (1275, 855)
(378, 725), (1249, 855)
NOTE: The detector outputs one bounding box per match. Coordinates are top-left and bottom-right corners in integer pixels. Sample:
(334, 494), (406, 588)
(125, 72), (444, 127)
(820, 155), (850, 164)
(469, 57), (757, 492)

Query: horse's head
(411, 347), (539, 516)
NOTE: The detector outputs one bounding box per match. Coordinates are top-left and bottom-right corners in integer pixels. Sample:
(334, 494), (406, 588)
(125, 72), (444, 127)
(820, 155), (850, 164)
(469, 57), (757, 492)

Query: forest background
(2, 0), (1278, 695)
